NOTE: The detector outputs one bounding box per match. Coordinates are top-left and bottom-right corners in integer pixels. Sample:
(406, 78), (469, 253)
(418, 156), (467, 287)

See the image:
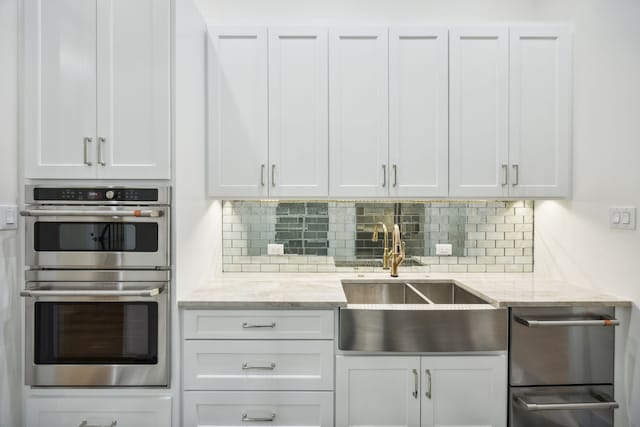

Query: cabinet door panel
(336, 356), (420, 427)
(23, 0), (97, 179)
(207, 27), (269, 198)
(96, 0), (171, 179)
(421, 355), (507, 427)
(329, 28), (389, 198)
(269, 28), (328, 197)
(449, 27), (509, 198)
(389, 27), (448, 198)
(509, 26), (571, 198)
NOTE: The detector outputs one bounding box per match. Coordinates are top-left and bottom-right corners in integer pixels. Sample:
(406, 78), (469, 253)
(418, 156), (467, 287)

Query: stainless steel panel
(341, 281), (430, 304)
(339, 307), (508, 352)
(510, 386), (615, 427)
(25, 269), (170, 282)
(510, 307), (615, 386)
(25, 185), (171, 205)
(24, 281), (169, 386)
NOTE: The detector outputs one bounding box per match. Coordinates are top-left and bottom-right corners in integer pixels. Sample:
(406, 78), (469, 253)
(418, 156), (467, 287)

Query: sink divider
(404, 282), (435, 304)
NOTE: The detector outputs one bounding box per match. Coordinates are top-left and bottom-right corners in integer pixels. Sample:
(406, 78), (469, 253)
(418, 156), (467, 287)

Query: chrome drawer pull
(242, 322), (276, 329)
(515, 316), (619, 328)
(516, 397), (619, 412)
(501, 164), (508, 186)
(83, 137), (93, 166)
(412, 369), (418, 399)
(242, 362), (276, 370)
(425, 369), (432, 399)
(242, 413), (276, 422)
(79, 421), (117, 427)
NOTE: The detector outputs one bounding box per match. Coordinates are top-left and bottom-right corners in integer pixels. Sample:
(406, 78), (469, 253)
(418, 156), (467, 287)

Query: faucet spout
(390, 224), (405, 277)
(372, 222), (391, 270)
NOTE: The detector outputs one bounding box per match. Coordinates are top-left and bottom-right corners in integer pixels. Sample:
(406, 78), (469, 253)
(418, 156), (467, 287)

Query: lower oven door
(510, 386), (618, 427)
(22, 282), (168, 386)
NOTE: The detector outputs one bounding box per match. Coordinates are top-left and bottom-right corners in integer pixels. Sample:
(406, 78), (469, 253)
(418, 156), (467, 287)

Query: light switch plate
(0, 205), (18, 231)
(268, 243), (285, 256)
(435, 243), (453, 256)
(609, 207), (636, 230)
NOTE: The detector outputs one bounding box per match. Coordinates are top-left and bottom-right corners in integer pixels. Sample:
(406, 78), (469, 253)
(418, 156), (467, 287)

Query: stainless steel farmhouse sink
(339, 280), (508, 352)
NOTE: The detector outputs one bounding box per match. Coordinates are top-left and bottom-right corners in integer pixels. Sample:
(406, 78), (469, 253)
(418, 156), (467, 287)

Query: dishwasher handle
(514, 315), (619, 328)
(516, 396), (619, 412)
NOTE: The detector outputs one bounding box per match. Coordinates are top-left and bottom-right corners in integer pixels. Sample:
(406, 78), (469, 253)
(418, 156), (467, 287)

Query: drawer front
(510, 307), (615, 386)
(183, 391), (333, 427)
(25, 396), (171, 427)
(183, 340), (334, 390)
(183, 309), (334, 340)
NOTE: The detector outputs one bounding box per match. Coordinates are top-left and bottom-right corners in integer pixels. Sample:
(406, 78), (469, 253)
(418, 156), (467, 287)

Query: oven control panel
(33, 188), (160, 202)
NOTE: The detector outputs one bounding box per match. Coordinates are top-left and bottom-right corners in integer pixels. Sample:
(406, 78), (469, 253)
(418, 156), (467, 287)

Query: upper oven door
(23, 205), (169, 269)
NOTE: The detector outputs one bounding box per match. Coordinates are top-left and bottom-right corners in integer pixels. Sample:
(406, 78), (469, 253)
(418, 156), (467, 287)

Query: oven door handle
(514, 315), (620, 327)
(516, 396), (619, 412)
(20, 209), (164, 218)
(20, 288), (162, 298)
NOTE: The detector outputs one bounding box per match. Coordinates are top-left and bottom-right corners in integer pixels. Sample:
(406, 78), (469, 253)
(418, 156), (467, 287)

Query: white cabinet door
(449, 27), (509, 198)
(269, 28), (328, 198)
(421, 355), (507, 427)
(96, 0), (171, 179)
(207, 27), (269, 198)
(329, 28), (389, 198)
(336, 356), (421, 427)
(23, 0), (97, 179)
(389, 27), (448, 198)
(25, 396), (171, 427)
(509, 25), (572, 198)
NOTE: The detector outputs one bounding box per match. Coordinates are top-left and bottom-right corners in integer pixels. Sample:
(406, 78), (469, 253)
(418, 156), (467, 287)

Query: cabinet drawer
(183, 340), (334, 390)
(25, 396), (171, 427)
(183, 309), (334, 340)
(183, 391), (333, 427)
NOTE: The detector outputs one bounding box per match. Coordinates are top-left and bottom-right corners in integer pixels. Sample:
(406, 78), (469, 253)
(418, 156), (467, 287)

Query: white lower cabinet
(336, 354), (507, 427)
(183, 391), (333, 427)
(25, 396), (171, 427)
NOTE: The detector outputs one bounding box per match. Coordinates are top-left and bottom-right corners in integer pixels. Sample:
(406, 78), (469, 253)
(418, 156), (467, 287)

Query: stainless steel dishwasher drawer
(510, 307), (616, 386)
(510, 385), (617, 427)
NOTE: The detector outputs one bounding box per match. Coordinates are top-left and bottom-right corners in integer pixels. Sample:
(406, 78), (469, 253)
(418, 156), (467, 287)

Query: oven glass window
(34, 302), (158, 364)
(34, 222), (158, 252)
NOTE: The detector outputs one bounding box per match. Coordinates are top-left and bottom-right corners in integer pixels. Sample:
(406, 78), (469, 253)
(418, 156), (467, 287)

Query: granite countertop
(178, 273), (631, 309)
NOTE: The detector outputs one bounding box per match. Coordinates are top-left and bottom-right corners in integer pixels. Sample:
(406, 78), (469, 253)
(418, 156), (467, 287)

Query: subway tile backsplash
(223, 200), (534, 273)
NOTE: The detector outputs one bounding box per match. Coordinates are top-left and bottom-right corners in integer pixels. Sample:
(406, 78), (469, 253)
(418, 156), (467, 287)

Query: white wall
(0, 0), (21, 425)
(531, 1), (640, 426)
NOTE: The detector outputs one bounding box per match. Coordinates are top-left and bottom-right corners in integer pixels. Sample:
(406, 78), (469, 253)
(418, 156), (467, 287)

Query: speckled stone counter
(178, 273), (631, 309)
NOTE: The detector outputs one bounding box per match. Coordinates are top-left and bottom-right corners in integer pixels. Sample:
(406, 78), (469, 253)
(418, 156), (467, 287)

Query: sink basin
(339, 280), (507, 352)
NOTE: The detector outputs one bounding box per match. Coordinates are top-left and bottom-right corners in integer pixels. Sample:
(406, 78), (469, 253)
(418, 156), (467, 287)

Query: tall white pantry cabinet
(23, 0), (171, 180)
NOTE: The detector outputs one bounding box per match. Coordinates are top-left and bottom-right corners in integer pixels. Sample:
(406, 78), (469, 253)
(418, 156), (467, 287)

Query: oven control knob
(105, 190), (115, 200)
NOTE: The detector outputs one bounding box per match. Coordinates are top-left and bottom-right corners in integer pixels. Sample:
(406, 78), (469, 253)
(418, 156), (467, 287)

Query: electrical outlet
(268, 243), (285, 256)
(0, 205), (18, 231)
(435, 243), (453, 256)
(609, 207), (636, 230)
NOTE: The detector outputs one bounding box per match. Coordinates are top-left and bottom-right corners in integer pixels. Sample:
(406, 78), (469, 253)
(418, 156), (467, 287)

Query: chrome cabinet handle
(242, 362), (276, 370)
(501, 164), (508, 186)
(512, 164), (519, 186)
(515, 316), (619, 328)
(271, 164), (276, 187)
(98, 137), (106, 166)
(425, 369), (432, 399)
(261, 164), (265, 186)
(20, 209), (163, 218)
(516, 396), (619, 412)
(382, 164), (387, 187)
(79, 421), (117, 427)
(393, 164), (397, 187)
(412, 369), (418, 399)
(83, 137), (93, 166)
(242, 413), (276, 422)
(242, 322), (276, 329)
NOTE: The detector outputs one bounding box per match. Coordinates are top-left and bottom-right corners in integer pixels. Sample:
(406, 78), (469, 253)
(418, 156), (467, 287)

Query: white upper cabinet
(509, 25), (572, 198)
(207, 27), (269, 198)
(96, 0), (171, 179)
(329, 28), (389, 198)
(23, 0), (97, 179)
(449, 27), (510, 198)
(268, 28), (328, 198)
(389, 27), (449, 198)
(23, 0), (171, 180)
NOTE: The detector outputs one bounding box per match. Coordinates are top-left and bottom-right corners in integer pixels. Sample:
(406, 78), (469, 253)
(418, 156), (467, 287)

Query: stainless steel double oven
(21, 185), (170, 387)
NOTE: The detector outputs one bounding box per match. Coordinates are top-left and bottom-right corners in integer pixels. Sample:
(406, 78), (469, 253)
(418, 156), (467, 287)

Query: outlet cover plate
(435, 243), (453, 256)
(609, 207), (636, 230)
(268, 243), (285, 256)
